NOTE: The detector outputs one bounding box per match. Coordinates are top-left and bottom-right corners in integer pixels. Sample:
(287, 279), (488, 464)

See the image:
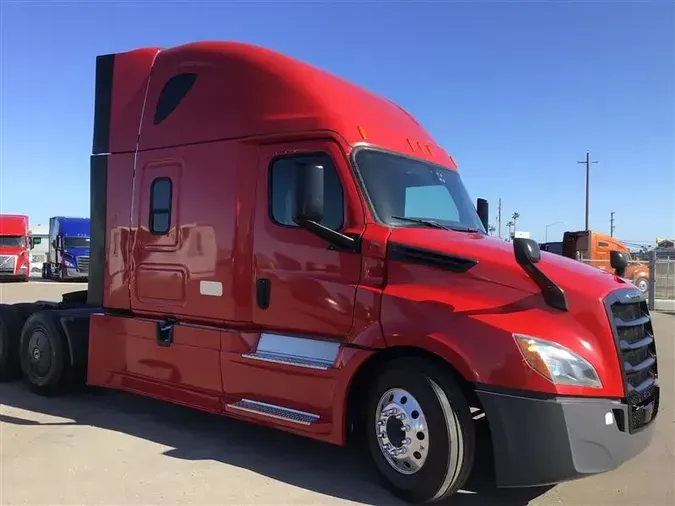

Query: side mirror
(294, 162), (324, 224)
(610, 250), (628, 278)
(514, 237), (541, 266)
(476, 198), (489, 231)
(513, 237), (568, 311)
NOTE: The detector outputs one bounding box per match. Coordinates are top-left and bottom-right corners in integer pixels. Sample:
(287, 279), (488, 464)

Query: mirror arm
(513, 238), (568, 311)
(295, 219), (358, 252)
(519, 261), (568, 311)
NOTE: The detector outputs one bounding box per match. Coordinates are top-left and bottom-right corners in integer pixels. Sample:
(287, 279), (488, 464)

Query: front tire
(365, 358), (475, 504)
(19, 311), (73, 396)
(635, 277), (648, 294)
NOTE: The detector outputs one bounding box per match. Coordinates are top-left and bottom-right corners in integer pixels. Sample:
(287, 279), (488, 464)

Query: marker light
(514, 334), (602, 388)
(357, 125), (367, 140)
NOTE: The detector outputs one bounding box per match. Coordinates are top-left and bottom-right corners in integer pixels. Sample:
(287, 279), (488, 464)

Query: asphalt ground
(1, 280), (673, 505)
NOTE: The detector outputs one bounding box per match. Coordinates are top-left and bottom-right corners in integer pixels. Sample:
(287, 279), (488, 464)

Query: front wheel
(365, 358), (475, 504)
(634, 277), (648, 294)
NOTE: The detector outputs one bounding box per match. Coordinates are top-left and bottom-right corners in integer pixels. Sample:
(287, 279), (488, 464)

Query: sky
(0, 0), (673, 246)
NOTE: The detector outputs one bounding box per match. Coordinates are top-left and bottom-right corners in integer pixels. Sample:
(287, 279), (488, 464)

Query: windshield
(63, 237), (90, 249)
(353, 148), (486, 233)
(0, 235), (25, 247)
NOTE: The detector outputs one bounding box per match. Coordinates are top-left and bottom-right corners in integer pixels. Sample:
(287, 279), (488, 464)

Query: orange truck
(561, 230), (650, 293)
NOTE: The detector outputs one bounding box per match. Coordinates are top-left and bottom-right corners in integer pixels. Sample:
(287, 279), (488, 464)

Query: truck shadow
(0, 382), (552, 505)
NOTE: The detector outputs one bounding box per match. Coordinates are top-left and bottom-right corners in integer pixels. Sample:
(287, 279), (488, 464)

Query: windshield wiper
(391, 216), (449, 230)
(448, 225), (482, 233)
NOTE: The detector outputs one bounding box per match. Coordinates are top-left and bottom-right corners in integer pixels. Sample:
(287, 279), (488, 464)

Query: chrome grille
(76, 256), (90, 273)
(0, 255), (16, 274)
(605, 287), (659, 432)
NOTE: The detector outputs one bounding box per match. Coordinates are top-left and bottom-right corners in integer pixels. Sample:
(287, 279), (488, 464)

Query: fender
(57, 308), (101, 370)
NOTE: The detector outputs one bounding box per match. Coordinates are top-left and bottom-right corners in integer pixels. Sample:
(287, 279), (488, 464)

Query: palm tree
(511, 212), (520, 235)
(506, 220), (514, 241)
(488, 225), (496, 236)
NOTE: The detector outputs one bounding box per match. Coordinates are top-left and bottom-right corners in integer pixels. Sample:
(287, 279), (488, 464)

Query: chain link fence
(578, 251), (675, 311)
(647, 249), (675, 312)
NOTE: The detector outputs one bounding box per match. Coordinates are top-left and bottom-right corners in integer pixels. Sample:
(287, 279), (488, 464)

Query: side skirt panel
(87, 313), (374, 445)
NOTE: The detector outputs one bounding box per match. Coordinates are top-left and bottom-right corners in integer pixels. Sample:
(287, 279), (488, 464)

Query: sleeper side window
(270, 154), (344, 231)
(149, 177), (172, 235)
(153, 73), (197, 125)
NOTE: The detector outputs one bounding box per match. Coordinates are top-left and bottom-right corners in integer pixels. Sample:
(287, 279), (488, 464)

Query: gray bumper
(475, 386), (659, 488)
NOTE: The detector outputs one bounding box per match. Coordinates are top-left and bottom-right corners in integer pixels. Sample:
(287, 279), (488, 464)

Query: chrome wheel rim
(375, 388), (429, 475)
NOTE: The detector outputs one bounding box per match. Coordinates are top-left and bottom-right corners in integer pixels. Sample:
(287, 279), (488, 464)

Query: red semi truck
(0, 42), (660, 504)
(0, 214), (30, 281)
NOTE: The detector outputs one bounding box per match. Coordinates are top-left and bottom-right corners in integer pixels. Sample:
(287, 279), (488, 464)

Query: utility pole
(497, 198), (502, 239)
(577, 152), (598, 231)
(610, 211), (615, 237)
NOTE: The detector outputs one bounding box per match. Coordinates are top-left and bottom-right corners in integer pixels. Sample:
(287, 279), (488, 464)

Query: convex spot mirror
(514, 237), (542, 266)
(610, 250), (629, 278)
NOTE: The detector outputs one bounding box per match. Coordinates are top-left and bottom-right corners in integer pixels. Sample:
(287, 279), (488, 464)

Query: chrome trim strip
(242, 351), (332, 370)
(242, 332), (340, 370)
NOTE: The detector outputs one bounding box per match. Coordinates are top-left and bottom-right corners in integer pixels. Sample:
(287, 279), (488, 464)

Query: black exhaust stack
(87, 53), (115, 307)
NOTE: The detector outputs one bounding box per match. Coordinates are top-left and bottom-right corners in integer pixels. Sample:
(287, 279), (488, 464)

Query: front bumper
(63, 267), (88, 279)
(476, 386), (659, 488)
(0, 273), (29, 280)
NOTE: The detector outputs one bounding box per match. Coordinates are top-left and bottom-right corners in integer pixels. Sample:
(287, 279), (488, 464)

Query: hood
(61, 246), (90, 258)
(387, 227), (631, 310)
(385, 227), (634, 397)
(0, 245), (26, 255)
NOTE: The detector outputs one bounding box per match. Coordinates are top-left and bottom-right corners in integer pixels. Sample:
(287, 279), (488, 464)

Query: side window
(270, 154), (344, 231)
(153, 73), (197, 125)
(149, 177), (172, 235)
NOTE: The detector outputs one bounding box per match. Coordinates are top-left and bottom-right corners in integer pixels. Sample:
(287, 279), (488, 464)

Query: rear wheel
(19, 311), (73, 396)
(365, 358), (475, 504)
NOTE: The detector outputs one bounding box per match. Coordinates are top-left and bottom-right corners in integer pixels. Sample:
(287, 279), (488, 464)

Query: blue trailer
(42, 216), (91, 281)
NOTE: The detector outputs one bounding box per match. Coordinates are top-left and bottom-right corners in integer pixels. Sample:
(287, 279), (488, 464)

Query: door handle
(256, 278), (271, 309)
(156, 317), (177, 347)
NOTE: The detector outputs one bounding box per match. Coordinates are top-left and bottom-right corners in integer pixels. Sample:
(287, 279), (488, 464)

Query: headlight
(514, 334), (602, 388)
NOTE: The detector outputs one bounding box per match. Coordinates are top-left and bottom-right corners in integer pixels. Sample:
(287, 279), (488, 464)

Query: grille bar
(0, 255), (17, 274)
(604, 286), (659, 432)
(614, 315), (650, 327)
(77, 256), (90, 273)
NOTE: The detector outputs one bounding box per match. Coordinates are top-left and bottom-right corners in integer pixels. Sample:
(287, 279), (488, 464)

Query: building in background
(511, 230), (531, 240)
(28, 223), (49, 275)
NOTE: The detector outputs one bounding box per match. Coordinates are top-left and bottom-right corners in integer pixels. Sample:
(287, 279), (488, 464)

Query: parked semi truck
(0, 214), (30, 281)
(0, 42), (660, 504)
(41, 216), (91, 281)
(540, 231), (651, 294)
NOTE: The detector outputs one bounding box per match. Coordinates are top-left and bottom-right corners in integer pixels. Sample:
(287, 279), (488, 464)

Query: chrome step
(227, 399), (319, 425)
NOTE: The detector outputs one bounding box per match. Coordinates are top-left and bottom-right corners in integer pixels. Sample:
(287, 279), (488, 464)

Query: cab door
(251, 140), (363, 340)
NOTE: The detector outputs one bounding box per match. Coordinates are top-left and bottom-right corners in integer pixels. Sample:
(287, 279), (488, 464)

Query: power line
(577, 152), (598, 231)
